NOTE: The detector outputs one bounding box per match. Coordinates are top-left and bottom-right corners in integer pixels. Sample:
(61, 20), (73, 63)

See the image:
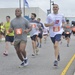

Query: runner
(3, 16), (14, 56)
(71, 21), (75, 36)
(0, 23), (2, 41)
(64, 20), (72, 47)
(43, 27), (48, 43)
(0, 22), (5, 40)
(37, 18), (44, 48)
(9, 8), (31, 67)
(30, 13), (40, 56)
(45, 4), (65, 66)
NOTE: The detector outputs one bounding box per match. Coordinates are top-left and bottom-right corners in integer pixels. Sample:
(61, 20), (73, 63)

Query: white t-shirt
(45, 13), (65, 37)
(30, 20), (39, 37)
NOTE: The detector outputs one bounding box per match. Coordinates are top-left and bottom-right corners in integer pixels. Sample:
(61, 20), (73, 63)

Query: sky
(0, 0), (75, 17)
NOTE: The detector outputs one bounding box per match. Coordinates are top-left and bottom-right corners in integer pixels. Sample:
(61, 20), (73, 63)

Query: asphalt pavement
(0, 35), (75, 75)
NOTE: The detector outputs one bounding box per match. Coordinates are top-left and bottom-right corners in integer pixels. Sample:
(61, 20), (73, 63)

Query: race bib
(66, 32), (70, 34)
(15, 28), (22, 35)
(53, 26), (60, 32)
(66, 26), (70, 29)
(55, 20), (59, 24)
(31, 24), (36, 28)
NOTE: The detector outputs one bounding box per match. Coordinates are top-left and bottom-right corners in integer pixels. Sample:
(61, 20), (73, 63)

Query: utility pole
(50, 0), (51, 13)
(23, 0), (25, 17)
(19, 0), (21, 9)
(50, 0), (54, 13)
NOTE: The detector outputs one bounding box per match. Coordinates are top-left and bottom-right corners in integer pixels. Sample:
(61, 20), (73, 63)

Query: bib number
(55, 20), (59, 24)
(31, 24), (36, 28)
(66, 26), (70, 28)
(15, 28), (22, 35)
(53, 26), (60, 32)
(66, 32), (70, 34)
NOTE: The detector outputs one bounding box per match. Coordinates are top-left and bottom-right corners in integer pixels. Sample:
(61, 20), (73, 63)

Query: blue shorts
(5, 35), (14, 42)
(51, 34), (61, 44)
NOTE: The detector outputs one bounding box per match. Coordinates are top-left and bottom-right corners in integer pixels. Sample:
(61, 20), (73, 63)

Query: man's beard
(31, 18), (34, 20)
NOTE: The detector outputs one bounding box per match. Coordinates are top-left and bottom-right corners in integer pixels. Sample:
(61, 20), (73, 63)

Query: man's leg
(15, 46), (24, 62)
(54, 41), (59, 61)
(67, 36), (70, 47)
(36, 34), (39, 47)
(14, 41), (28, 67)
(31, 35), (37, 56)
(39, 33), (42, 48)
(19, 41), (27, 58)
(39, 38), (42, 47)
(51, 34), (61, 66)
(19, 41), (28, 66)
(3, 35), (10, 56)
(32, 40), (36, 55)
(44, 35), (47, 43)
(32, 35), (39, 55)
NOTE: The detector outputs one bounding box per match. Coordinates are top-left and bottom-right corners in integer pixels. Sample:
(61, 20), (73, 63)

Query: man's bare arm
(45, 22), (54, 27)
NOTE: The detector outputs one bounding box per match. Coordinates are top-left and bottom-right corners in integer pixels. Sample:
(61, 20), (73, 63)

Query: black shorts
(5, 35), (14, 42)
(30, 35), (37, 41)
(62, 32), (65, 36)
(65, 33), (71, 38)
(38, 33), (42, 39)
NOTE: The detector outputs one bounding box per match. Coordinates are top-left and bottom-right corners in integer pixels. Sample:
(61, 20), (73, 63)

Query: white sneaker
(3, 51), (8, 56)
(19, 62), (25, 68)
(24, 58), (28, 66)
(19, 60), (28, 68)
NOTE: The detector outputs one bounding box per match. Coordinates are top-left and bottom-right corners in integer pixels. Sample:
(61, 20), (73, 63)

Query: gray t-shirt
(64, 23), (71, 33)
(10, 17), (30, 41)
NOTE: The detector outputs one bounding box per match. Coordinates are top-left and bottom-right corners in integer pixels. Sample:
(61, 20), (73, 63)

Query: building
(0, 7), (47, 24)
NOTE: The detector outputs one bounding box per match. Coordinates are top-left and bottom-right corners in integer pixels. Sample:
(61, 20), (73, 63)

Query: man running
(64, 20), (72, 47)
(9, 8), (31, 67)
(45, 4), (65, 66)
(43, 27), (48, 43)
(30, 13), (40, 56)
(37, 18), (44, 48)
(71, 21), (75, 36)
(3, 16), (14, 56)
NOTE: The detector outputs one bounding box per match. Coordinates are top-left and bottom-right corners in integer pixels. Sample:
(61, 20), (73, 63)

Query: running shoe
(3, 51), (8, 56)
(57, 54), (60, 61)
(54, 60), (58, 66)
(67, 44), (69, 47)
(24, 58), (28, 66)
(32, 53), (35, 56)
(19, 62), (25, 68)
